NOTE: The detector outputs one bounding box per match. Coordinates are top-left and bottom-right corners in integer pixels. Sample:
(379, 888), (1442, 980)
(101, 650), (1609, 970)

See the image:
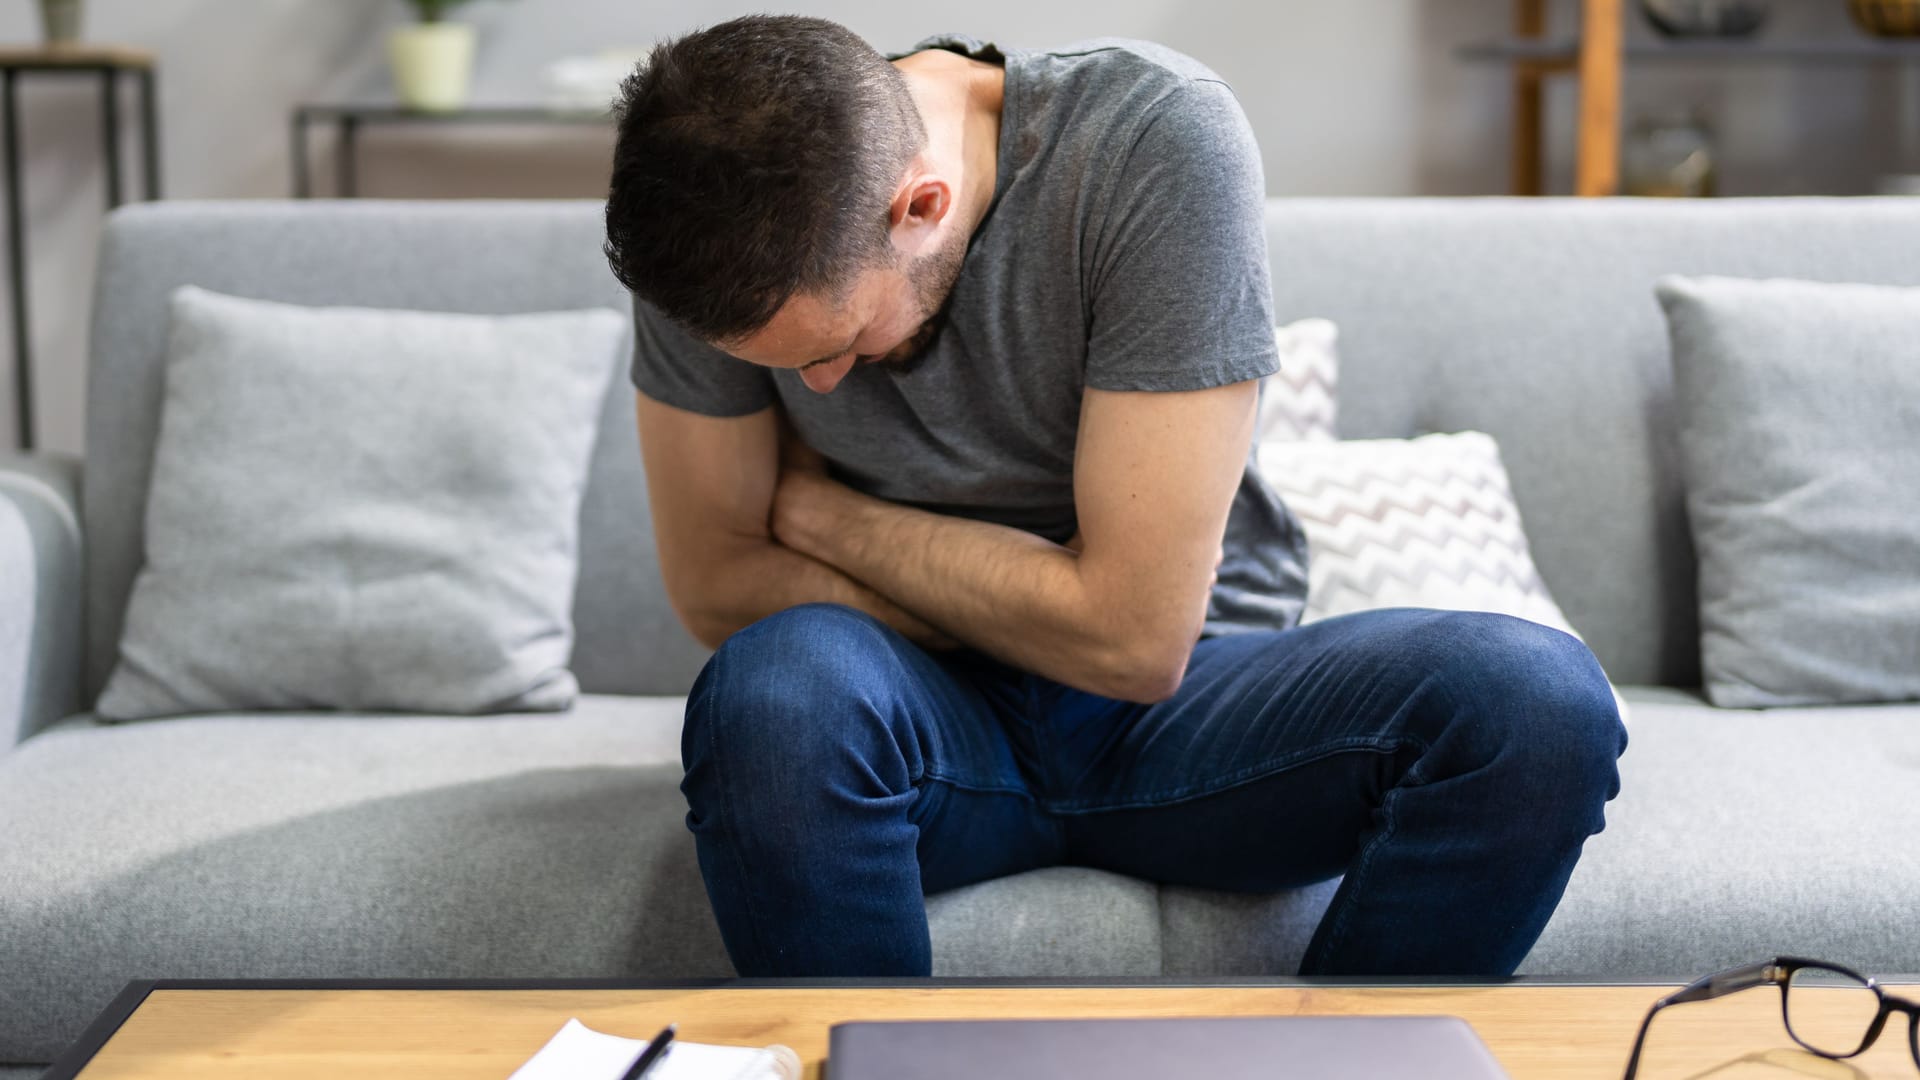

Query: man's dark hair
(605, 16), (928, 343)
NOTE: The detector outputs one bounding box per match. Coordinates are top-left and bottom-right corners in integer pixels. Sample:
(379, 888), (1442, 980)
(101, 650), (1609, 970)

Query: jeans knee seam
(1317, 792), (1396, 965)
(1304, 736), (1433, 969)
(1042, 735), (1409, 815)
(919, 770), (1037, 800)
(1024, 676), (1071, 853)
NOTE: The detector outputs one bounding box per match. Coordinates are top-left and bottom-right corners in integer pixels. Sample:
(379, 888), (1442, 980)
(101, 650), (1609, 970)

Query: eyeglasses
(1624, 957), (1920, 1078)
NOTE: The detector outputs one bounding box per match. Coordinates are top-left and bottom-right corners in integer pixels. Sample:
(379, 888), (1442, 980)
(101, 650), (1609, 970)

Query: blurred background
(3, 0), (1918, 453)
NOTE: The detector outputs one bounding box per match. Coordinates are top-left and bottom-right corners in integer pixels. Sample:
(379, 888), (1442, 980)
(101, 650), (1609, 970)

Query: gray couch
(3, 197), (1918, 1073)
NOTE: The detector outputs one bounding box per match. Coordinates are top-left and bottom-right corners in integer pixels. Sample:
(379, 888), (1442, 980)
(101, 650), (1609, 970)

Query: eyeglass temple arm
(1622, 962), (1789, 1079)
(1667, 961), (1787, 1005)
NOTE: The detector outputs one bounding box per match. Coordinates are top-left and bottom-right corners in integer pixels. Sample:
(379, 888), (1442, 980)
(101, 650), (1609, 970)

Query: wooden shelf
(0, 44), (154, 70)
(1500, 0), (1623, 197)
(1462, 36), (1920, 66)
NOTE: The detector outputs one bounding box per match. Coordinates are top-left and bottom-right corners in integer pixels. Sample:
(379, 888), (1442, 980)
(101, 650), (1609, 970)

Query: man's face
(721, 234), (966, 394)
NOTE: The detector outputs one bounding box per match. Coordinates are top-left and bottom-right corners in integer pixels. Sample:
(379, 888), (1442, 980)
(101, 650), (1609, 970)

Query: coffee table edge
(42, 979), (158, 1080)
(46, 974), (1920, 1078)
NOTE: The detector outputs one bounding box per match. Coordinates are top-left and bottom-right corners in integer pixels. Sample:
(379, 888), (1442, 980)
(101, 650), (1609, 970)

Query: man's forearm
(681, 537), (956, 650)
(773, 474), (1186, 702)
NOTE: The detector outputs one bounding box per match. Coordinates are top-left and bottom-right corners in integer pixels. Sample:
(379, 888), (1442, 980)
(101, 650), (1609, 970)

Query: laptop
(827, 1015), (1511, 1079)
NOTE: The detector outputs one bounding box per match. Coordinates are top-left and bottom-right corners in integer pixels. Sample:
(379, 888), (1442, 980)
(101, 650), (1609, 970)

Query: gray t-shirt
(630, 34), (1308, 638)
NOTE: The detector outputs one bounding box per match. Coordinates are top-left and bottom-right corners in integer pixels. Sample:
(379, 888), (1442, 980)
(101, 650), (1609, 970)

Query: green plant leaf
(407, 0), (487, 23)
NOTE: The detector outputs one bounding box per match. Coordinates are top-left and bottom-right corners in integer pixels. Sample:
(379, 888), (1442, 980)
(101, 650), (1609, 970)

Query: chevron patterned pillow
(1255, 425), (1628, 720)
(1256, 319), (1339, 443)
(1256, 431), (1582, 635)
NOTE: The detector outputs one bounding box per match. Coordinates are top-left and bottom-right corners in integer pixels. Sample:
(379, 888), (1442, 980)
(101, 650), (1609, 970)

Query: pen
(618, 1023), (676, 1080)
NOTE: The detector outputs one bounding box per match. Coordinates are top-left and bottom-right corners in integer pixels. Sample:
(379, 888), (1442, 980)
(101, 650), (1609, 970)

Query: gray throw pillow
(1658, 275), (1920, 708)
(96, 287), (626, 721)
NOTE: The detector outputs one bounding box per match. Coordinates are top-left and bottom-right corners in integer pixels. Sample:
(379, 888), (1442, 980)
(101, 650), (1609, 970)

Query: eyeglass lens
(1785, 966), (1883, 1059)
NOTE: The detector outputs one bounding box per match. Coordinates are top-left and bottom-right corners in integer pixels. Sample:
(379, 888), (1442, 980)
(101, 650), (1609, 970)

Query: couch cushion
(1158, 879), (1342, 977)
(86, 202), (714, 704)
(929, 867), (1163, 977)
(0, 695), (717, 1062)
(0, 695), (1171, 1061)
(1658, 276), (1920, 708)
(97, 289), (626, 721)
(1521, 687), (1920, 977)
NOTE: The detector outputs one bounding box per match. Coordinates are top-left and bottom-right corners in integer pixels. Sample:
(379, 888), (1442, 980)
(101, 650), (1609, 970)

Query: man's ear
(889, 174), (952, 234)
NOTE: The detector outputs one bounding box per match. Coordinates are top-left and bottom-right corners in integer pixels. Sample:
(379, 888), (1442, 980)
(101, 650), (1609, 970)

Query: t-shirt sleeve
(1084, 79), (1280, 393)
(628, 295), (778, 417)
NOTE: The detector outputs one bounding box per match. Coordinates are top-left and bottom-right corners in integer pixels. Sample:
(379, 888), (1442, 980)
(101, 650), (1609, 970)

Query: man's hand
(770, 414), (846, 564)
(770, 466), (838, 555)
(770, 413), (835, 546)
(635, 391), (965, 651)
(772, 416), (964, 651)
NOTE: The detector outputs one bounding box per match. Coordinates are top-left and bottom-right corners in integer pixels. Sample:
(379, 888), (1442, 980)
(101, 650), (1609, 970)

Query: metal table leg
(292, 108), (310, 198)
(138, 67), (160, 200)
(100, 66), (123, 208)
(2, 67), (30, 451)
(338, 114), (360, 197)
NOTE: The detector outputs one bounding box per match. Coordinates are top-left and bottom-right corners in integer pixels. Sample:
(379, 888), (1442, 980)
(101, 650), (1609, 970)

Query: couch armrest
(0, 451), (84, 749)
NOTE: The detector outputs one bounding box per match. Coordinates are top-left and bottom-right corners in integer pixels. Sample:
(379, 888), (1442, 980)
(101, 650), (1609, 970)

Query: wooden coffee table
(45, 976), (1920, 1079)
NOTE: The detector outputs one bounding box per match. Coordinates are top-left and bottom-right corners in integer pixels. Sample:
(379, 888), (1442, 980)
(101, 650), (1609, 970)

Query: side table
(291, 102), (611, 199)
(0, 44), (162, 451)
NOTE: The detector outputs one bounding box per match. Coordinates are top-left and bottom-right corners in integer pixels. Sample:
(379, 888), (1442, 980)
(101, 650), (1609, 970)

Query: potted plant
(38, 0), (83, 45)
(390, 0), (483, 112)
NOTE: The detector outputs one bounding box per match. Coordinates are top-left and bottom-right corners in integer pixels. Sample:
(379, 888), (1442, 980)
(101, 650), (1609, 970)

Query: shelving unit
(1461, 0), (1920, 196)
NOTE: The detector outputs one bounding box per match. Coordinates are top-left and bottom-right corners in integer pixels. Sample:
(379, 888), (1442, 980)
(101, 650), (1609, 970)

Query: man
(604, 15), (1626, 978)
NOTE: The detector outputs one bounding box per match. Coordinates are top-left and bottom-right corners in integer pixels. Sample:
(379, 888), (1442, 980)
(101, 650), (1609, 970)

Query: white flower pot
(388, 22), (476, 113)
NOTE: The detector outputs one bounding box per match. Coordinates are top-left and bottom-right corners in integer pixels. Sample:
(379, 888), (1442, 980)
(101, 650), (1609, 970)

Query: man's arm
(773, 380), (1256, 703)
(635, 391), (955, 650)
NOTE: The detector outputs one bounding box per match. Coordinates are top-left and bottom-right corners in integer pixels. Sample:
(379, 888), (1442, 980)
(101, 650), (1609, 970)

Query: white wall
(0, 0), (1911, 452)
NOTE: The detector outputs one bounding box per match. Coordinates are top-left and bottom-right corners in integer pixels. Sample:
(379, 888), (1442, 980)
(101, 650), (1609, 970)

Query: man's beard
(867, 234), (967, 369)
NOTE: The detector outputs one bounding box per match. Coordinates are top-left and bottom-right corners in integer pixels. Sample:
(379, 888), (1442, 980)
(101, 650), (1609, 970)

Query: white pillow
(1257, 431), (1627, 718)
(1256, 319), (1338, 443)
(96, 287), (627, 721)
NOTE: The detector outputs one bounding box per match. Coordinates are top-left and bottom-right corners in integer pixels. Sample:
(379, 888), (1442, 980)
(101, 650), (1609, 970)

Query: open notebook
(511, 1019), (801, 1080)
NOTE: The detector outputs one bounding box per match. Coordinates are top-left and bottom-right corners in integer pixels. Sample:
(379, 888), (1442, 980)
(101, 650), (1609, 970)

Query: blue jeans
(679, 604), (1626, 977)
